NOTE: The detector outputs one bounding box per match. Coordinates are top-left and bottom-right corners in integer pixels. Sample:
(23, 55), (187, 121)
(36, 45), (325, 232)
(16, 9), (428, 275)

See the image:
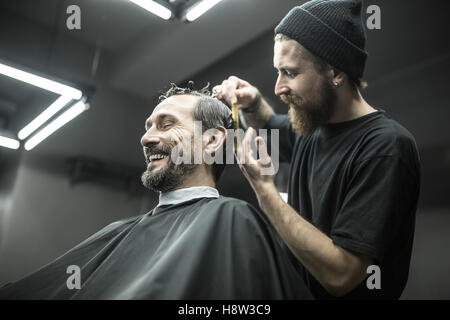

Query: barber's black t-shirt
(265, 110), (420, 299)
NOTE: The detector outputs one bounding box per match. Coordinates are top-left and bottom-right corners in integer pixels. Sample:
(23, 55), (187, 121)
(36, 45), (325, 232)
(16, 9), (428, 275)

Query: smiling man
(0, 84), (312, 300)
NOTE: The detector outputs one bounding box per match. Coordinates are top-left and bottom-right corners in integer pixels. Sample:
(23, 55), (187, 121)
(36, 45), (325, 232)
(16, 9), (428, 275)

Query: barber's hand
(213, 76), (261, 109)
(235, 127), (276, 192)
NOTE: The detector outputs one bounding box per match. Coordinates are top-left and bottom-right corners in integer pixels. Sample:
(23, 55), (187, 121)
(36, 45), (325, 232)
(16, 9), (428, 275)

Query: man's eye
(286, 70), (298, 78)
(161, 122), (172, 129)
(277, 69), (298, 79)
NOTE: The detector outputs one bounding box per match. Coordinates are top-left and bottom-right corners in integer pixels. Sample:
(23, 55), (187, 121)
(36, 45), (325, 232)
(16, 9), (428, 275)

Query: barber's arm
(237, 127), (372, 297)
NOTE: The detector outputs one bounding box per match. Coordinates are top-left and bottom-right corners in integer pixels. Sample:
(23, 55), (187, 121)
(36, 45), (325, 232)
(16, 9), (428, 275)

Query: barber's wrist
(254, 182), (280, 212)
(253, 179), (276, 198)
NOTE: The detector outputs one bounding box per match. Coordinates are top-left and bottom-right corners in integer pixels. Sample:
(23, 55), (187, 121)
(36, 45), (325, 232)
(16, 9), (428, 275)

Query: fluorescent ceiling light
(129, 0), (172, 20)
(0, 135), (20, 150)
(186, 0), (223, 22)
(18, 95), (73, 140)
(24, 101), (89, 151)
(0, 63), (82, 100)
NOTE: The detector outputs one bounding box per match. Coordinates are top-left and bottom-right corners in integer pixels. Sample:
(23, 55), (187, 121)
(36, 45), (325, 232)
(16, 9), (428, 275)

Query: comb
(231, 103), (239, 129)
(231, 103), (239, 153)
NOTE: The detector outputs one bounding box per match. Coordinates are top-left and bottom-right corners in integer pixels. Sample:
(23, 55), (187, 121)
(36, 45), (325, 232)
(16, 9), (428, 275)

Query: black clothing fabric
(0, 197), (313, 300)
(265, 110), (420, 299)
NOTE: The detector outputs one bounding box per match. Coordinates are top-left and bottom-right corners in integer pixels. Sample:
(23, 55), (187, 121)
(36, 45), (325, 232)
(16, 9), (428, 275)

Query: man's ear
(330, 67), (346, 86)
(202, 126), (227, 156)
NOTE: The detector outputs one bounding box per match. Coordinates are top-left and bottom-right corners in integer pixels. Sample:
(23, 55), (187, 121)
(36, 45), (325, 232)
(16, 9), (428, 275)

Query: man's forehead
(151, 95), (199, 118)
(273, 39), (304, 67)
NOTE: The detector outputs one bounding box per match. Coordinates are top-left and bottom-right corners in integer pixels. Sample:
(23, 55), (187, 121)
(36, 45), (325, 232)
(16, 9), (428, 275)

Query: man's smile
(147, 152), (170, 171)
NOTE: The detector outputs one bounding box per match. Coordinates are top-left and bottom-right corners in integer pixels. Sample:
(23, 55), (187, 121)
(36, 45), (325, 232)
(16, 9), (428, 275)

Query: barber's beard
(141, 142), (196, 193)
(281, 78), (337, 135)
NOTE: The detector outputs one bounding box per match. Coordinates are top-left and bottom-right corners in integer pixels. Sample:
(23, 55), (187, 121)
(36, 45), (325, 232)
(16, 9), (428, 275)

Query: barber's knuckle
(221, 82), (231, 92)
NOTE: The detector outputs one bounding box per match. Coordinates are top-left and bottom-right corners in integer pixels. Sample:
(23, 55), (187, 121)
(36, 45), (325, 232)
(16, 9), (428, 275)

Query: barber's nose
(274, 76), (289, 96)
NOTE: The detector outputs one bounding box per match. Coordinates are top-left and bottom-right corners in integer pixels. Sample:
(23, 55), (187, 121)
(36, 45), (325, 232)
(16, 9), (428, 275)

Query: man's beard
(281, 77), (337, 135)
(141, 142), (196, 193)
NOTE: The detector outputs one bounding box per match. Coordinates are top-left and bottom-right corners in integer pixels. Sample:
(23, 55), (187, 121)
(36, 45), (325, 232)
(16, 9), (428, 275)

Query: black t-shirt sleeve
(330, 155), (419, 263)
(263, 114), (297, 162)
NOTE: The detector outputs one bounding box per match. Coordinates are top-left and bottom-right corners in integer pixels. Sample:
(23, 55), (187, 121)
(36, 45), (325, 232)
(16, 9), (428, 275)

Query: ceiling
(0, 0), (303, 98)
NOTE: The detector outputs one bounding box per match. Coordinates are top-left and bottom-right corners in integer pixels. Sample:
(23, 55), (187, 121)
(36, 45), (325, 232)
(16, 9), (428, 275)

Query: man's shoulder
(356, 111), (419, 160)
(104, 214), (142, 230)
(204, 196), (257, 213)
(198, 196), (278, 243)
(200, 196), (264, 222)
(80, 215), (141, 243)
(370, 111), (415, 140)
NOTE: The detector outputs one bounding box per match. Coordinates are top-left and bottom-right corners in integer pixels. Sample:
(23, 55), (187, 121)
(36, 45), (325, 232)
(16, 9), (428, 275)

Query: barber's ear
(330, 67), (346, 86)
(203, 126), (227, 156)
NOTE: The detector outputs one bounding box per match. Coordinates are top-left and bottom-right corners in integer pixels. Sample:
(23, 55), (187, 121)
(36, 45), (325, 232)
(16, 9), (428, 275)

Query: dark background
(0, 0), (449, 299)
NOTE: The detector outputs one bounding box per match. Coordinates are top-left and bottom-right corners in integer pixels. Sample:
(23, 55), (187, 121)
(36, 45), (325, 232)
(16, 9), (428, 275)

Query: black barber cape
(0, 196), (312, 299)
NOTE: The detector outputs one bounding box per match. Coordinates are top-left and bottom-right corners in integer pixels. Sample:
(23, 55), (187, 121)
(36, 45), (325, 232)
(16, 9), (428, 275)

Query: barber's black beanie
(275, 0), (368, 80)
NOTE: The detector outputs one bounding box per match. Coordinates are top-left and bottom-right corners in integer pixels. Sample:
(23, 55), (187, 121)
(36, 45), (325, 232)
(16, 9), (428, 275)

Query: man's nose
(274, 76), (289, 96)
(140, 131), (161, 148)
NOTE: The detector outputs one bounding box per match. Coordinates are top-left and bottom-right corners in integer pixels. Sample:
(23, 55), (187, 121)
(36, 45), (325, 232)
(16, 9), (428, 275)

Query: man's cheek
(169, 138), (192, 164)
(170, 128), (190, 145)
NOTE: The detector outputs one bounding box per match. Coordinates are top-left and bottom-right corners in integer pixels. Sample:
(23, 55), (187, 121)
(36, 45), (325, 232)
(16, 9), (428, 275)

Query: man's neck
(329, 86), (376, 123)
(171, 167), (216, 191)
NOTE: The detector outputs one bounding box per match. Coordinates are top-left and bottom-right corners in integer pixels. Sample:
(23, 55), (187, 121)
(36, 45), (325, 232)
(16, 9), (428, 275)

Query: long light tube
(0, 63), (82, 100)
(185, 0), (223, 22)
(18, 95), (73, 140)
(0, 136), (20, 150)
(129, 0), (172, 20)
(24, 101), (89, 151)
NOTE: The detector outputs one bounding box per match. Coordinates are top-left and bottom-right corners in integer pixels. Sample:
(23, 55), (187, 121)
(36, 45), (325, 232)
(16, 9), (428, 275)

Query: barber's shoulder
(358, 113), (419, 160)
